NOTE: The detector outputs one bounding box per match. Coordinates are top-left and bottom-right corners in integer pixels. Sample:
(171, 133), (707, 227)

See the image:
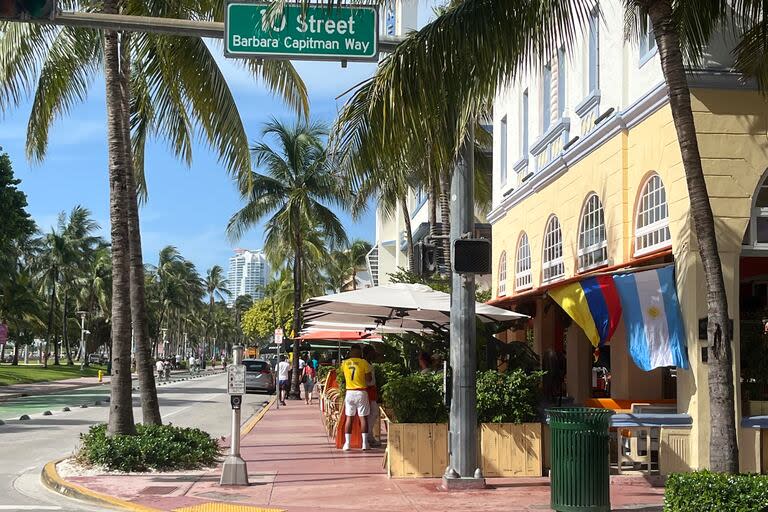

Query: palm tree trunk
(62, 292), (73, 365)
(648, 0), (738, 472)
(439, 169), (451, 275)
(290, 240), (302, 399)
(401, 200), (415, 272)
(12, 340), (18, 365)
(104, 24), (136, 436)
(119, 34), (162, 426)
(45, 279), (56, 368)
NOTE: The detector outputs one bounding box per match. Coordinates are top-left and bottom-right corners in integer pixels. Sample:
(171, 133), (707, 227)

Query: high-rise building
(227, 249), (269, 306)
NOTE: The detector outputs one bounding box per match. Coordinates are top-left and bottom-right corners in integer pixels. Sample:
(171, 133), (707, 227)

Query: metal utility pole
(221, 345), (248, 485)
(77, 311), (87, 371)
(443, 123), (484, 489)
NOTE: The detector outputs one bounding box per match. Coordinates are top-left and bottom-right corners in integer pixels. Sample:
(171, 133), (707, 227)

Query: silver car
(243, 359), (276, 394)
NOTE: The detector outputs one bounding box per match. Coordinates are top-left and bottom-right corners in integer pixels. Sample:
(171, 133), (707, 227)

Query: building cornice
(574, 90), (601, 117)
(489, 82), (667, 225)
(489, 70), (755, 226)
(529, 118), (571, 157)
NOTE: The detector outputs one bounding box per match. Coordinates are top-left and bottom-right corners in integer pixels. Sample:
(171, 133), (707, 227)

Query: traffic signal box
(0, 0), (55, 20)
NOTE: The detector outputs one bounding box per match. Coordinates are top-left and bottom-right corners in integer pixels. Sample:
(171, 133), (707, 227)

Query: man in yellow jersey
(341, 344), (373, 451)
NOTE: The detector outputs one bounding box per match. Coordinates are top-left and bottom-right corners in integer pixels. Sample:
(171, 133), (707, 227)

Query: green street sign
(225, 2), (379, 61)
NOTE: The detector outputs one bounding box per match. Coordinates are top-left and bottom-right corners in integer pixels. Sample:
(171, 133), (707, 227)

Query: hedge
(76, 423), (220, 472)
(664, 471), (768, 512)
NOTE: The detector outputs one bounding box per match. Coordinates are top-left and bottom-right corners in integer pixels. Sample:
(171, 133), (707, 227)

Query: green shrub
(381, 372), (447, 423)
(373, 362), (406, 404)
(316, 365), (335, 385)
(664, 471), (768, 512)
(476, 369), (543, 424)
(77, 423), (220, 472)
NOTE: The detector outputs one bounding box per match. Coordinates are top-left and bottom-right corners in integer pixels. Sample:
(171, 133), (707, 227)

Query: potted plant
(381, 372), (448, 478)
(477, 369), (544, 477)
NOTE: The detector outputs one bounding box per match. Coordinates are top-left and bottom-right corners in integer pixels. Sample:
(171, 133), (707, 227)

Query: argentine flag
(613, 266), (689, 371)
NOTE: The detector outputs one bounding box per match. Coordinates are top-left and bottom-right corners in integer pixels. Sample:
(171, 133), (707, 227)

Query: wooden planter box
(386, 422), (448, 478)
(480, 422), (543, 477)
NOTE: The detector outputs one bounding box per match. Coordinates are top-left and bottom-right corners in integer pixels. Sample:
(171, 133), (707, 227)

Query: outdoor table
(611, 413), (692, 475)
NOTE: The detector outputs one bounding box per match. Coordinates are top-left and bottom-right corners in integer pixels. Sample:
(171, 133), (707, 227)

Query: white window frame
(743, 174), (768, 249)
(635, 174), (671, 256)
(578, 193), (608, 272)
(587, 8), (599, 94)
(515, 232), (532, 291)
(521, 89), (529, 157)
(557, 48), (566, 119)
(542, 216), (565, 283)
(639, 16), (658, 66)
(500, 115), (508, 186)
(498, 251), (507, 297)
(542, 62), (552, 134)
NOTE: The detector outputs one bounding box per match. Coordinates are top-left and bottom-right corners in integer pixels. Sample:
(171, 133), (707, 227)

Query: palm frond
(26, 27), (102, 162)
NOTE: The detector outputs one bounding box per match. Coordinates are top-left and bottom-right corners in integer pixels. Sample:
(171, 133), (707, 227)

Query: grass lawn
(0, 363), (108, 387)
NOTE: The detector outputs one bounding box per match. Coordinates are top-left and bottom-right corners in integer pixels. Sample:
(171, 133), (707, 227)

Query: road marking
(163, 392), (221, 419)
(0, 506), (62, 510)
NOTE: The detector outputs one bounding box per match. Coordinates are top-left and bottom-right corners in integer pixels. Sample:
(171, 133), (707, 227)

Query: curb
(241, 396), (276, 437)
(41, 394), (274, 511)
(41, 459), (162, 512)
(0, 392), (26, 402)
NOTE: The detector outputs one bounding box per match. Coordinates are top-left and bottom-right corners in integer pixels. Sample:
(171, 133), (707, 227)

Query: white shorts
(344, 389), (370, 417)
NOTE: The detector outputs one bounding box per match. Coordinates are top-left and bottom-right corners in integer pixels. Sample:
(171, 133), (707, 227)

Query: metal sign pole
(275, 335), (280, 410)
(443, 123), (485, 490)
(220, 345), (248, 485)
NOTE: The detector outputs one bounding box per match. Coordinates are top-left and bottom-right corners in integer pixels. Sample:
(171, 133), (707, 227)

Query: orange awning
(299, 330), (382, 342)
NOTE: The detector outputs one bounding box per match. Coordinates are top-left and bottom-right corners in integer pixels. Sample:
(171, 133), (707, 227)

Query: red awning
(299, 330), (382, 342)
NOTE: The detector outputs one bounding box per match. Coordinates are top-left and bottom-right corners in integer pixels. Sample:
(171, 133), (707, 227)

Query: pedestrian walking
(302, 362), (316, 405)
(156, 358), (165, 381)
(341, 344), (372, 451)
(175, 353), (181, 370)
(277, 355), (290, 406)
(188, 354), (195, 373)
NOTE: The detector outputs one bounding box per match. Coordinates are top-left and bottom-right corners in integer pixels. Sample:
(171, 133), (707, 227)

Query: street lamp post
(161, 328), (168, 358)
(77, 311), (87, 371)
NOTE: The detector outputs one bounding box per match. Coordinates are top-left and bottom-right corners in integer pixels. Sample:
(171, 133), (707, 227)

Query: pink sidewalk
(63, 401), (666, 512)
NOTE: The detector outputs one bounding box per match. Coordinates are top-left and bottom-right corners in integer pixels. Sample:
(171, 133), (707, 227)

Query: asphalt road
(0, 372), (269, 511)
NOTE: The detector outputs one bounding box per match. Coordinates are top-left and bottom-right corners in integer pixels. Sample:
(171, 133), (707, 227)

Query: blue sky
(4, 53), (377, 274)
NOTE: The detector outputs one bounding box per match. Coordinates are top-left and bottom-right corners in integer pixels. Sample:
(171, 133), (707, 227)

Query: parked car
(87, 353), (102, 364)
(243, 359), (276, 395)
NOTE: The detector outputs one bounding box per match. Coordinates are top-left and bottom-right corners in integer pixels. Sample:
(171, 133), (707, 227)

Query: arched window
(743, 173), (768, 248)
(497, 251), (507, 296)
(542, 216), (564, 283)
(635, 174), (671, 256)
(515, 233), (532, 291)
(578, 194), (608, 271)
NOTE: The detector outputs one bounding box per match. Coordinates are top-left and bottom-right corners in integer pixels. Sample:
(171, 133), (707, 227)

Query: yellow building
(489, 1), (768, 472)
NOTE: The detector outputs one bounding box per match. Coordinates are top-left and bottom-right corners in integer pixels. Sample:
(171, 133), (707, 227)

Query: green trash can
(547, 407), (614, 512)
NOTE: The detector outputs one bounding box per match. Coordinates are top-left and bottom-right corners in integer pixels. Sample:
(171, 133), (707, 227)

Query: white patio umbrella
(302, 283), (528, 331)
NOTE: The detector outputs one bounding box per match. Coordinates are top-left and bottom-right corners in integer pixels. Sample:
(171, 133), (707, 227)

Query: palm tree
(228, 119), (348, 398)
(345, 240), (373, 290)
(204, 265), (231, 359)
(332, 0), (768, 474)
(0, 1), (308, 434)
(58, 206), (102, 366)
(0, 268), (46, 365)
(75, 245), (112, 365)
(233, 294), (254, 347)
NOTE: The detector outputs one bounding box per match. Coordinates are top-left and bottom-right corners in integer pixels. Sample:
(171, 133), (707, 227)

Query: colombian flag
(549, 276), (622, 348)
